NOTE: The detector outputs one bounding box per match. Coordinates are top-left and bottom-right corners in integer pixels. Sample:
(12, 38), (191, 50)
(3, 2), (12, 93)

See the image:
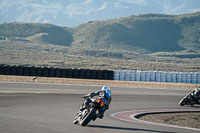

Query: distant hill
(73, 12), (200, 52)
(0, 12), (200, 71)
(1, 12), (200, 53)
(0, 23), (73, 46)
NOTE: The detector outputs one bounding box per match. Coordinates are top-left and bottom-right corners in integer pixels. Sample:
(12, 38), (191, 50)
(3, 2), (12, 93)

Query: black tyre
(80, 108), (96, 126)
(179, 97), (187, 106)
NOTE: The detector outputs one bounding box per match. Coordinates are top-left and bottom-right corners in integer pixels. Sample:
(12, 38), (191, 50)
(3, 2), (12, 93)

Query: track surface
(0, 82), (199, 133)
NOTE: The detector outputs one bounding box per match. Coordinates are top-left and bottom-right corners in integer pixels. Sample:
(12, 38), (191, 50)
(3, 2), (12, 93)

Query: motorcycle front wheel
(179, 97), (188, 106)
(80, 108), (96, 126)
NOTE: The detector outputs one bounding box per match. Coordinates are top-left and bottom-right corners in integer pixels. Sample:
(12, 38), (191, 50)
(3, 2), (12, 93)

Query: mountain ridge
(0, 12), (200, 71)
(1, 12), (199, 53)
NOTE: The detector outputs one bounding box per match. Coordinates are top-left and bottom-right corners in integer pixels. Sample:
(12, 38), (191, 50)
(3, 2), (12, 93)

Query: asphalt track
(0, 82), (199, 133)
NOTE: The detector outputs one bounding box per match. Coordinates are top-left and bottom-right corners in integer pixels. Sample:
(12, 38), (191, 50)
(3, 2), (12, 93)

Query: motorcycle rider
(73, 86), (111, 124)
(191, 87), (200, 104)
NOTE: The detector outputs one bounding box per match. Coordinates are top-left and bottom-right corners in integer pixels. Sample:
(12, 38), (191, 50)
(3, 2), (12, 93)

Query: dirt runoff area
(139, 112), (200, 129)
(0, 75), (199, 89)
(0, 75), (200, 129)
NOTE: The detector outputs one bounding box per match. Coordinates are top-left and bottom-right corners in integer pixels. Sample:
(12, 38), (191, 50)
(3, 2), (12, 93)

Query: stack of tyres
(108, 70), (114, 80)
(191, 72), (197, 84)
(0, 65), (4, 75)
(145, 71), (151, 82)
(85, 69), (91, 79)
(150, 71), (156, 82)
(49, 68), (55, 77)
(73, 69), (79, 78)
(10, 66), (17, 75)
(181, 72), (187, 83)
(5, 65), (11, 75)
(166, 72), (172, 83)
(79, 69), (85, 79)
(23, 66), (30, 76)
(130, 70), (136, 81)
(171, 72), (177, 83)
(55, 68), (61, 77)
(186, 72), (191, 84)
(124, 70), (130, 81)
(30, 66), (36, 76)
(42, 67), (49, 77)
(160, 72), (166, 82)
(90, 70), (96, 79)
(114, 70), (120, 80)
(176, 72), (182, 83)
(155, 72), (161, 82)
(102, 70), (108, 80)
(119, 70), (125, 81)
(36, 67), (42, 76)
(135, 71), (141, 81)
(67, 69), (73, 78)
(96, 70), (103, 80)
(17, 66), (24, 76)
(140, 71), (145, 82)
(61, 69), (67, 78)
(197, 72), (200, 84)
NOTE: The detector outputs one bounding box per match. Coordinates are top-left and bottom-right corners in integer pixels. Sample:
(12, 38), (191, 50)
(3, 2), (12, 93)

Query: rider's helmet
(101, 86), (111, 99)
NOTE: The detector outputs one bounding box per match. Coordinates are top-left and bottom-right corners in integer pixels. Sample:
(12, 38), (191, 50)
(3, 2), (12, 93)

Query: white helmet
(101, 86), (111, 98)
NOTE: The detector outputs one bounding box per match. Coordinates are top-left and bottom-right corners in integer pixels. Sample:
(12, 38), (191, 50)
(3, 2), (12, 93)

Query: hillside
(0, 12), (200, 71)
(0, 23), (73, 46)
(73, 12), (200, 52)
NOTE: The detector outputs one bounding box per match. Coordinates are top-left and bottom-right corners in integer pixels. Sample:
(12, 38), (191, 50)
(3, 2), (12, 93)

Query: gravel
(139, 112), (200, 129)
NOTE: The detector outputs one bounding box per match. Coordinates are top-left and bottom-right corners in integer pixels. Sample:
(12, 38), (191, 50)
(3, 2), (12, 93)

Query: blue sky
(0, 0), (200, 27)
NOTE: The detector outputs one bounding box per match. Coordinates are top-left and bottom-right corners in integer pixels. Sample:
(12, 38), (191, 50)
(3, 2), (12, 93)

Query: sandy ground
(0, 75), (200, 129)
(139, 112), (200, 129)
(0, 75), (199, 89)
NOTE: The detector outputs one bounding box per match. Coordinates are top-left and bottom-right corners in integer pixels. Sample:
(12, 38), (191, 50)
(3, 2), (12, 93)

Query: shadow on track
(88, 125), (177, 133)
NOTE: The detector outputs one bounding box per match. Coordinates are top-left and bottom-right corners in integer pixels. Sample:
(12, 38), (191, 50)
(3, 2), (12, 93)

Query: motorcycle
(73, 95), (105, 126)
(179, 91), (198, 106)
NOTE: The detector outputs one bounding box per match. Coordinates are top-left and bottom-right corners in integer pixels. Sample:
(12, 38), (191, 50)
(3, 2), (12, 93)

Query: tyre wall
(0, 64), (199, 84)
(0, 65), (114, 80)
(113, 70), (200, 84)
